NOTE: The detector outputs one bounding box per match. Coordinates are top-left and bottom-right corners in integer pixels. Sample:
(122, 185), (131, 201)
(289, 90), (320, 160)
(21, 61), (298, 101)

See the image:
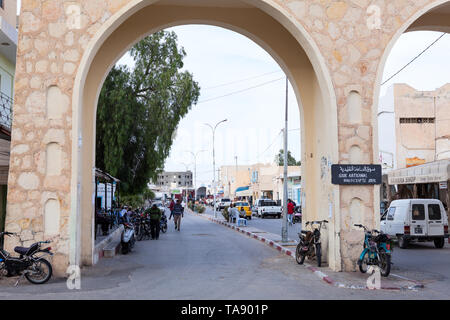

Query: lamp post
(185, 150), (207, 201)
(205, 119), (228, 218)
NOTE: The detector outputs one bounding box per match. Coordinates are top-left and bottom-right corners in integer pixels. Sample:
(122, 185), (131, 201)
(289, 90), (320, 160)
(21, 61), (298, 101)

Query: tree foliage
(275, 149), (301, 166)
(96, 31), (200, 195)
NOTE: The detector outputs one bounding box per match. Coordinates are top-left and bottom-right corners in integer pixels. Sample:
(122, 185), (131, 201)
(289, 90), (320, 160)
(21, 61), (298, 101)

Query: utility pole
(282, 76), (289, 243)
(235, 156), (238, 198)
(205, 119), (228, 218)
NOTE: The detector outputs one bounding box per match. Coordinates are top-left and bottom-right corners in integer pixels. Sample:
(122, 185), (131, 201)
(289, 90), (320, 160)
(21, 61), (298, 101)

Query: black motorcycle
(0, 232), (53, 286)
(296, 220), (328, 267)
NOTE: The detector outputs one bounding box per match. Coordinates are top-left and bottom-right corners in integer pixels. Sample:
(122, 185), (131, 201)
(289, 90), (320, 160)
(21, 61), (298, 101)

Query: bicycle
(296, 220), (328, 267)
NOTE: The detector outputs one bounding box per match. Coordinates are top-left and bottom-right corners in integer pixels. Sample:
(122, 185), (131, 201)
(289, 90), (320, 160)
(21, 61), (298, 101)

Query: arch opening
(71, 0), (339, 271)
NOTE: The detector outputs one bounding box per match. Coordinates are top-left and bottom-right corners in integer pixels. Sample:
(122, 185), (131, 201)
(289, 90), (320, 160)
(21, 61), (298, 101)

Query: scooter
(160, 213), (168, 233)
(121, 222), (136, 254)
(293, 206), (302, 224)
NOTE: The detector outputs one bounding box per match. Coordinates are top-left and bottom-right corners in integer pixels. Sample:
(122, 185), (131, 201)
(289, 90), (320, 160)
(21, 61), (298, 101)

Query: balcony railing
(0, 92), (13, 130)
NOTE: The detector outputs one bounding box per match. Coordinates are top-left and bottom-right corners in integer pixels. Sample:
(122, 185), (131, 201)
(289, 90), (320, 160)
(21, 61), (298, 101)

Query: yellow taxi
(234, 201), (252, 220)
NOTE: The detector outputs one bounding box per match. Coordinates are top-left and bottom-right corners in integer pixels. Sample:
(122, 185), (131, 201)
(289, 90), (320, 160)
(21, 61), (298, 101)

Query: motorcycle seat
(14, 243), (39, 256)
(14, 246), (30, 255)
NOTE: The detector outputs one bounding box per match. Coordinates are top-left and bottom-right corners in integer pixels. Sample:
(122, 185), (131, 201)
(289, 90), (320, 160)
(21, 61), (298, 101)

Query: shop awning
(235, 186), (250, 193)
(236, 186), (252, 197)
(388, 159), (450, 185)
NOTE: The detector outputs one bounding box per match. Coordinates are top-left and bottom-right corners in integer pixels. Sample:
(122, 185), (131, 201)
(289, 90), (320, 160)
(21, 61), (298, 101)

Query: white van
(380, 199), (449, 249)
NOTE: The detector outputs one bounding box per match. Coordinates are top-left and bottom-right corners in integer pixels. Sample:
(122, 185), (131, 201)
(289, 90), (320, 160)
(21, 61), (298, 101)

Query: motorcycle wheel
(295, 243), (306, 265)
(316, 244), (322, 267)
(25, 259), (52, 285)
(161, 225), (167, 233)
(358, 251), (369, 274)
(378, 250), (391, 277)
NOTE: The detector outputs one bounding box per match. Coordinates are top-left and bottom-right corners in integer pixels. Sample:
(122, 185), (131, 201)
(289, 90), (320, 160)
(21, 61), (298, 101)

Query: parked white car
(253, 199), (282, 219)
(218, 198), (232, 210)
(380, 199), (449, 249)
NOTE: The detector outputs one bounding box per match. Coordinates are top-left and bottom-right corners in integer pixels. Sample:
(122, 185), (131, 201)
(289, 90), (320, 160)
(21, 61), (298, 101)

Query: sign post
(331, 165), (382, 185)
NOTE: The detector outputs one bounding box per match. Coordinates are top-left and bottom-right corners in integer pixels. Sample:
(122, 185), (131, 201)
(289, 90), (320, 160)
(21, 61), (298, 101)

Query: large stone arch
(73, 0), (340, 271)
(7, 0), (449, 276)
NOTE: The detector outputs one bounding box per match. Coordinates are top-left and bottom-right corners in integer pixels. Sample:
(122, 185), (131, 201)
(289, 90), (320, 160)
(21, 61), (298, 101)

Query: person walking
(229, 204), (239, 223)
(147, 204), (162, 240)
(287, 199), (295, 226)
(169, 199), (184, 231)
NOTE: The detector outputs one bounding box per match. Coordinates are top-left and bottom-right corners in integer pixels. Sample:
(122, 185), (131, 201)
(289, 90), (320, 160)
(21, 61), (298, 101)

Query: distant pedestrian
(147, 204), (162, 240)
(229, 204), (239, 223)
(287, 199), (295, 226)
(169, 199), (175, 216)
(169, 199), (184, 231)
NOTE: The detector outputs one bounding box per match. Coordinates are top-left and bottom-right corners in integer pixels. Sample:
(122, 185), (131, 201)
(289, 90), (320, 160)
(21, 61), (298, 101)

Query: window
(412, 204), (425, 220)
(428, 204), (442, 220)
(400, 118), (435, 124)
(387, 207), (396, 221)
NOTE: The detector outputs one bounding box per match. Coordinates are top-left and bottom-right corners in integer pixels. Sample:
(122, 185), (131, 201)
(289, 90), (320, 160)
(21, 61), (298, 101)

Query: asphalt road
(205, 206), (450, 296)
(0, 210), (448, 299)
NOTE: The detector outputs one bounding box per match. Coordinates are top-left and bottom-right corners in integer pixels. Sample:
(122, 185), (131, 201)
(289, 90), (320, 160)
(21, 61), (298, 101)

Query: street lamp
(185, 150), (208, 201)
(205, 119), (228, 218)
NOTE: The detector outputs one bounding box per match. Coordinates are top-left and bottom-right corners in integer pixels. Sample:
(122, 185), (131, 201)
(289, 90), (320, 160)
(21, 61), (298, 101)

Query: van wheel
(398, 235), (409, 249)
(434, 237), (445, 249)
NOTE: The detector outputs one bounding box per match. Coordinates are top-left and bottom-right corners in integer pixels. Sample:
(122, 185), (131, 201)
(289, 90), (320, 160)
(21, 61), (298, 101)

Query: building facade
(220, 163), (301, 205)
(156, 171), (193, 188)
(380, 83), (450, 170)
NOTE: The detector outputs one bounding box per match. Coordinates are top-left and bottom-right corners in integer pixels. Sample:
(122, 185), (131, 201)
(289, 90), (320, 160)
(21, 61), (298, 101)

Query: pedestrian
(169, 199), (184, 231)
(229, 203), (239, 223)
(119, 205), (127, 224)
(169, 198), (175, 216)
(147, 204), (162, 240)
(287, 199), (295, 226)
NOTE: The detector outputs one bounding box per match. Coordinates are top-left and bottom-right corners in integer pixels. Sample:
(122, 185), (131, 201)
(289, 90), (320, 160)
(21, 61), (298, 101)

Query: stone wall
(5, 0), (447, 275)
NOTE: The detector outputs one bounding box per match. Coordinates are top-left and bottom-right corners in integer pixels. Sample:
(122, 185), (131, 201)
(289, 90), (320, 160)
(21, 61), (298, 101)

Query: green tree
(275, 149), (301, 166)
(96, 31), (200, 195)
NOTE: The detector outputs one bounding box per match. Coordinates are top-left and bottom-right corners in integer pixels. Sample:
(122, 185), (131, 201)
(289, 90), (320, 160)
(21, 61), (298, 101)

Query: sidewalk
(189, 209), (425, 292)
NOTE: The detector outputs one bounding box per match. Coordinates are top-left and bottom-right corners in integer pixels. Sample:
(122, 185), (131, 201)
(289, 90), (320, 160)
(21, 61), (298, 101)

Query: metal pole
(282, 76), (289, 243)
(235, 156), (238, 198)
(205, 120), (227, 218)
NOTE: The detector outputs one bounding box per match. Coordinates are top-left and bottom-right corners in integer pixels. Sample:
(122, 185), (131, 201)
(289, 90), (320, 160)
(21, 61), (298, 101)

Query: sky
(16, 1), (450, 187)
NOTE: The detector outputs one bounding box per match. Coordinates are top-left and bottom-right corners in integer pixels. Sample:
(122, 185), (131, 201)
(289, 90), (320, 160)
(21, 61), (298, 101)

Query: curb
(190, 210), (424, 292)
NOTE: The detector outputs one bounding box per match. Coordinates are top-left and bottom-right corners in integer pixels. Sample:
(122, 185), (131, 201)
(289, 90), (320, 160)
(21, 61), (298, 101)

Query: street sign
(439, 182), (447, 190)
(331, 164), (382, 185)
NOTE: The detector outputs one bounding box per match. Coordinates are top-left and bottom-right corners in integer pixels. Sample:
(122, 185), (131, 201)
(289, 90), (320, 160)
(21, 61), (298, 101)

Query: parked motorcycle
(355, 224), (392, 277)
(293, 206), (302, 224)
(121, 222), (136, 254)
(0, 232), (53, 286)
(296, 220), (328, 267)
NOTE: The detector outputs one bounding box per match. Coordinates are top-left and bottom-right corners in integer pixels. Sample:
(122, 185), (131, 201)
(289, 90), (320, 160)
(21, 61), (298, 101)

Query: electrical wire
(203, 70), (283, 90)
(382, 32), (446, 86)
(197, 77), (285, 104)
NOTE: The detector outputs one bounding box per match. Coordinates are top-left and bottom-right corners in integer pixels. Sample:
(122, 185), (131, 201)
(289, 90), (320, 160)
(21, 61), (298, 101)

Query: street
(1, 211), (448, 300)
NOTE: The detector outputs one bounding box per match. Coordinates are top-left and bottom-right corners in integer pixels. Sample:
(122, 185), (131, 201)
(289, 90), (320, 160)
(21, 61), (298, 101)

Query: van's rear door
(427, 203), (444, 236)
(410, 202), (427, 237)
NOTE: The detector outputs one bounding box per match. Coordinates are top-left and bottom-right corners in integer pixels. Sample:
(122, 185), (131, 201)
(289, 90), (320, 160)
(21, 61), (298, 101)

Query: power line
(204, 70), (283, 90)
(256, 129), (283, 160)
(382, 32), (446, 86)
(197, 77), (285, 104)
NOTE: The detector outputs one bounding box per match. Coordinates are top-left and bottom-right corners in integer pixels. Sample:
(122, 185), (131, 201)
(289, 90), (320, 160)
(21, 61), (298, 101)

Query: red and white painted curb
(190, 210), (424, 291)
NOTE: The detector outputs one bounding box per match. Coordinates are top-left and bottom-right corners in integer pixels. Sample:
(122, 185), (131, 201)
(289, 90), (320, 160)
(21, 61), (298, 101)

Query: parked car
(218, 198), (232, 210)
(234, 201), (252, 219)
(380, 199), (449, 249)
(253, 199), (282, 219)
